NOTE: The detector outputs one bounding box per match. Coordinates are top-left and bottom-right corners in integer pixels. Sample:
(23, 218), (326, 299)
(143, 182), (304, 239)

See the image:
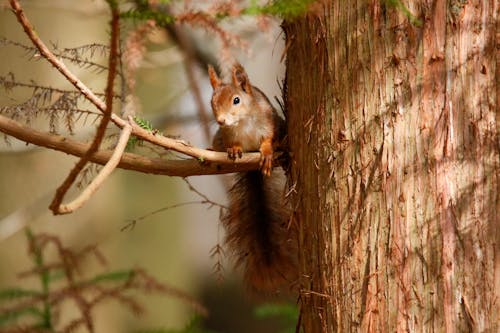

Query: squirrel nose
(217, 118), (225, 125)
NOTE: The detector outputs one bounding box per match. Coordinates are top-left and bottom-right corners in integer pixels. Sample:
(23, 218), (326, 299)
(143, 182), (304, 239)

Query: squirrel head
(208, 63), (254, 127)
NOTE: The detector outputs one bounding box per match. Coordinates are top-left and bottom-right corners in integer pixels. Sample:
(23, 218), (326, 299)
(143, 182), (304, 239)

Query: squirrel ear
(208, 65), (221, 89)
(232, 63), (252, 94)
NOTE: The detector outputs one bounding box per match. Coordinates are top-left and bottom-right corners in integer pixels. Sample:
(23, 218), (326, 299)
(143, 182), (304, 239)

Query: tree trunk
(284, 1), (498, 332)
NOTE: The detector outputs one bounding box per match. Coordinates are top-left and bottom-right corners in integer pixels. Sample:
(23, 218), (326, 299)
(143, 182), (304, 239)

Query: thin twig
(121, 200), (213, 231)
(121, 178), (227, 231)
(181, 178), (227, 209)
(57, 124), (132, 214)
(49, 5), (121, 214)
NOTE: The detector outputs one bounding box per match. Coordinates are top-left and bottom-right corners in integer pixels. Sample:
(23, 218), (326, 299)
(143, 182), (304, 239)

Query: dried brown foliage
(123, 20), (158, 92)
(0, 230), (207, 333)
(0, 73), (103, 135)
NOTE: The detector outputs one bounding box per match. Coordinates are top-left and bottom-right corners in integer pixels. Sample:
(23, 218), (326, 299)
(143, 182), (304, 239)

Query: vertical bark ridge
(284, 0), (498, 331)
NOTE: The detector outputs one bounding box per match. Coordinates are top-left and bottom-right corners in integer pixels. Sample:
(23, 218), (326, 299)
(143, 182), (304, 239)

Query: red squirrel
(208, 63), (298, 293)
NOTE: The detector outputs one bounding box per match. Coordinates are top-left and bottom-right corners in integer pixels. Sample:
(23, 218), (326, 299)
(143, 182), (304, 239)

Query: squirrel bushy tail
(222, 169), (298, 293)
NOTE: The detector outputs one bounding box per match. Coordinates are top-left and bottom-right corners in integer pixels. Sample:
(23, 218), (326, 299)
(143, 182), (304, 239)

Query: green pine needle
(0, 288), (41, 301)
(88, 269), (135, 284)
(121, 8), (174, 26)
(0, 307), (44, 327)
(245, 0), (314, 19)
(127, 116), (156, 151)
(134, 116), (154, 131)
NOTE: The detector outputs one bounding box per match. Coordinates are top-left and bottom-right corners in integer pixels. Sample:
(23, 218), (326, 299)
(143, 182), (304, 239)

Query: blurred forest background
(0, 0), (288, 331)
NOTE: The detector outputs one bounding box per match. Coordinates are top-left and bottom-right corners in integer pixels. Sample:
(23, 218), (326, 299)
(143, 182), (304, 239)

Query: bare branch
(56, 124), (132, 215)
(0, 114), (262, 176)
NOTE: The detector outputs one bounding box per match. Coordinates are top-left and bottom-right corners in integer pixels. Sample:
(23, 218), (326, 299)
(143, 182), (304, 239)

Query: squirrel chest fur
(217, 110), (273, 152)
(208, 63), (297, 294)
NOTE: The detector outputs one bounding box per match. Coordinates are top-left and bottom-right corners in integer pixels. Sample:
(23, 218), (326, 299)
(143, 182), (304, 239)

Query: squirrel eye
(233, 96), (240, 105)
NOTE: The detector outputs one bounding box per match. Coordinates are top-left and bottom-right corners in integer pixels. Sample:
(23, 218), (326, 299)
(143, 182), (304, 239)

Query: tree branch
(57, 123), (132, 214)
(8, 0), (224, 162)
(49, 5), (121, 214)
(0, 114), (262, 177)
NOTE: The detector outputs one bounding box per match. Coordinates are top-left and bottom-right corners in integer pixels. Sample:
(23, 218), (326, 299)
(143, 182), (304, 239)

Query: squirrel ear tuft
(232, 63), (252, 94)
(208, 65), (221, 89)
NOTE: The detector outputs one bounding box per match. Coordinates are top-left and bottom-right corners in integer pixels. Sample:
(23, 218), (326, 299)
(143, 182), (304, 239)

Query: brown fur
(209, 64), (297, 293)
(224, 170), (298, 293)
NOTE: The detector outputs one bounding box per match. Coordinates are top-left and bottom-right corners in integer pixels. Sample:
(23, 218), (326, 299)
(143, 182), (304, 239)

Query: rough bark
(284, 1), (498, 331)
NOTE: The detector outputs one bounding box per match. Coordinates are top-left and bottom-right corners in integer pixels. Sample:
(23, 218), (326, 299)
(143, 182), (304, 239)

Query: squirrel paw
(227, 146), (243, 160)
(259, 152), (273, 176)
